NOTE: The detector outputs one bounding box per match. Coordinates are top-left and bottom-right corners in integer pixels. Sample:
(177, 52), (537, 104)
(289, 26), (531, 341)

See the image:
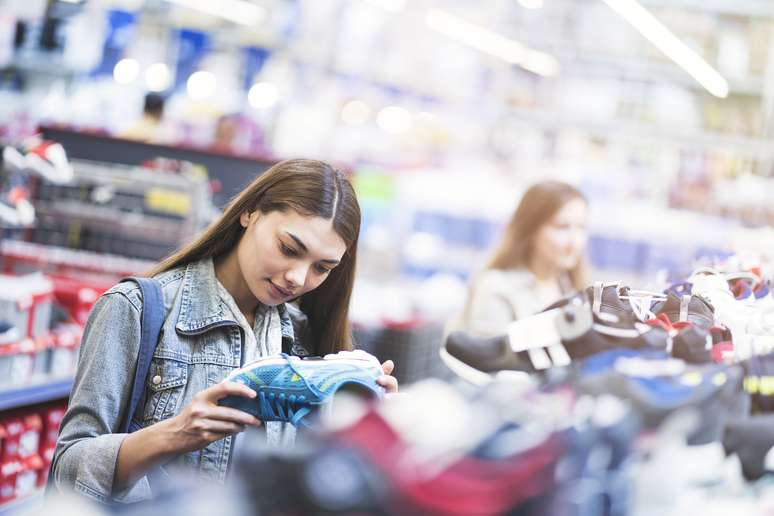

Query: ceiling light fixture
(601, 0), (728, 98)
(425, 9), (559, 77)
(187, 70), (217, 100)
(113, 58), (139, 84)
(145, 63), (172, 92)
(248, 82), (279, 109)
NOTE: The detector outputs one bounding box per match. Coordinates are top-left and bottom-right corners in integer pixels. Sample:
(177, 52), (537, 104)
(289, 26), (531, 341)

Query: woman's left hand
(377, 360), (399, 395)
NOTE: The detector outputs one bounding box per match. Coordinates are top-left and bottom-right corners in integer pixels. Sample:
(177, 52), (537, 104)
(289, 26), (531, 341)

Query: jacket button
(152, 375), (162, 385)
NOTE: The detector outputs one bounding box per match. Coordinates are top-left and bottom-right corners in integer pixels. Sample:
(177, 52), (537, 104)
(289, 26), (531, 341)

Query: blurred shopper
(212, 113), (240, 153)
(50, 159), (398, 503)
(120, 92), (167, 142)
(453, 181), (589, 336)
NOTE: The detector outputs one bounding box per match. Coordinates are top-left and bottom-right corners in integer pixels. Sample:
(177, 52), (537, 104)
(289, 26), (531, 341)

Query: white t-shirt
(215, 278), (296, 449)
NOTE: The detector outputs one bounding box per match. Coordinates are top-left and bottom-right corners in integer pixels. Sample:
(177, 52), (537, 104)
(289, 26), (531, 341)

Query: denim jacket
(51, 259), (313, 503)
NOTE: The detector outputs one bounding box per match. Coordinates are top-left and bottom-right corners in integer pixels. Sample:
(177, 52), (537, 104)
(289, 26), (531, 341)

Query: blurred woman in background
(453, 181), (589, 336)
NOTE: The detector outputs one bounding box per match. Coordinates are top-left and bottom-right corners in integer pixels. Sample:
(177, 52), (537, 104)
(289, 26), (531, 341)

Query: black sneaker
(671, 324), (713, 364)
(562, 322), (669, 360)
(441, 299), (668, 383)
(723, 415), (774, 480)
(652, 293), (714, 330)
(585, 282), (639, 324)
(441, 331), (533, 385)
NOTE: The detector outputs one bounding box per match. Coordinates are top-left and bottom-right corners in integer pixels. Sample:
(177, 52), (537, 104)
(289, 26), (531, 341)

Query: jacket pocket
(143, 357), (189, 423)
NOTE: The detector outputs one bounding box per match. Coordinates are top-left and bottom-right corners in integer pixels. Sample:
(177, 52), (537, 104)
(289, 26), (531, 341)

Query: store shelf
(0, 240), (154, 276)
(507, 105), (774, 157)
(0, 379), (73, 412)
(0, 490), (44, 515)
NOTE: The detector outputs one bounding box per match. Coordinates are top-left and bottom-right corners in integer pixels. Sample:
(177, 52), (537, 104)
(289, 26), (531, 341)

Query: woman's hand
(164, 381), (262, 454)
(378, 360), (399, 397)
(115, 381), (261, 491)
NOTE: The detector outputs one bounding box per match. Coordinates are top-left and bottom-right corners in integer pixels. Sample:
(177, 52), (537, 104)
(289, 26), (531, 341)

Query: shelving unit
(30, 159), (215, 261)
(0, 379), (73, 412)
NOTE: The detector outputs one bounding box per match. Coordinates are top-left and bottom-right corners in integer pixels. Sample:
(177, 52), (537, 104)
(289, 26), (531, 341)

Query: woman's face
(237, 209), (347, 306)
(532, 197), (589, 273)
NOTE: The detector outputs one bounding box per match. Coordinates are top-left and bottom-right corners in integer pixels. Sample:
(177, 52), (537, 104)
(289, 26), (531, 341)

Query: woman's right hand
(164, 381), (262, 454)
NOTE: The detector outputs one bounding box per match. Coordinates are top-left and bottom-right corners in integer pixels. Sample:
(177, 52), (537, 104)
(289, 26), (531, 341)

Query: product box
(49, 324), (82, 379)
(0, 273), (54, 339)
(0, 412), (44, 503)
(51, 275), (107, 326)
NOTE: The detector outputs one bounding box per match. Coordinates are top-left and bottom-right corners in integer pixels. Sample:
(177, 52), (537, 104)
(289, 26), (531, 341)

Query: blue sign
(90, 9), (137, 77)
(172, 28), (209, 91)
(242, 46), (270, 90)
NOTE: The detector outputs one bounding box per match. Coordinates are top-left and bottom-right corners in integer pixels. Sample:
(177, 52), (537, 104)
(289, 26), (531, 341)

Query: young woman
(453, 181), (589, 337)
(51, 159), (398, 503)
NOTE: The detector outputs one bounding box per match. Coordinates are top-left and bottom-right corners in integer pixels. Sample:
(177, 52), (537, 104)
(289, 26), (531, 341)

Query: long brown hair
(148, 159), (361, 355)
(488, 180), (588, 290)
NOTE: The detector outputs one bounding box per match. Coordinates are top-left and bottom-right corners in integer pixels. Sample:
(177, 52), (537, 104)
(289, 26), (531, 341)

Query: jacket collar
(175, 259), (234, 334)
(175, 259), (296, 346)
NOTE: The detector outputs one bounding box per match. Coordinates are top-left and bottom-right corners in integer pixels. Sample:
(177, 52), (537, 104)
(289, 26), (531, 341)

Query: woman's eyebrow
(284, 231), (308, 252)
(285, 231), (340, 264)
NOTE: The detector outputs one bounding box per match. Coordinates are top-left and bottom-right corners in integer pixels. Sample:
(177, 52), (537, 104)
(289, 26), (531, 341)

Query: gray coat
(51, 259), (312, 503)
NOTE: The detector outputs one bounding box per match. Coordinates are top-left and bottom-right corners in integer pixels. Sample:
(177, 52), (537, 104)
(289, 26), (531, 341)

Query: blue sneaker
(219, 351), (385, 427)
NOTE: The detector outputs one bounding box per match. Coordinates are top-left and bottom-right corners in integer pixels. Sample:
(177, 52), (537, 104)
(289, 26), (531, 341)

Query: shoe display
(219, 351), (385, 427)
(579, 360), (748, 445)
(4, 136), (74, 185)
(441, 298), (594, 381)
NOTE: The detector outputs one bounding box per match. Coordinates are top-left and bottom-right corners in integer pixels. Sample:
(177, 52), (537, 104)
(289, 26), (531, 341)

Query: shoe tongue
(652, 293), (681, 315)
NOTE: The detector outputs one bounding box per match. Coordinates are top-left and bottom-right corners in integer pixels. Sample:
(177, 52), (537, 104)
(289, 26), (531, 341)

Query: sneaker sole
(439, 347), (493, 385)
(439, 347), (531, 386)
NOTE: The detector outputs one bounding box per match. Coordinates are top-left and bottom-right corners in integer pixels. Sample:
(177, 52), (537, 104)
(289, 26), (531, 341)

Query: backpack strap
(46, 276), (165, 500)
(120, 277), (165, 433)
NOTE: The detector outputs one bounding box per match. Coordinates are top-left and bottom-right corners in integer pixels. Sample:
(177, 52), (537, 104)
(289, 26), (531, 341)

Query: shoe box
(0, 401), (67, 505)
(0, 410), (44, 504)
(0, 271), (96, 388)
(0, 273), (53, 339)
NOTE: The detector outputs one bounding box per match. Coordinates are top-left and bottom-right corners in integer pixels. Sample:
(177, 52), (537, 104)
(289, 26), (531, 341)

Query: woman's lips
(268, 280), (293, 298)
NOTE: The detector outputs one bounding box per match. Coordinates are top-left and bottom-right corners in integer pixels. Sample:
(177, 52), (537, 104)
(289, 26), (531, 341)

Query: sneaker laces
(627, 295), (655, 322)
(258, 353), (321, 427)
(259, 391), (311, 427)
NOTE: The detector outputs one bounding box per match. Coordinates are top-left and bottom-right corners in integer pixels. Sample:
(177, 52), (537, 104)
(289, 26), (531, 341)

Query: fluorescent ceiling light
(187, 70), (217, 100)
(425, 9), (559, 77)
(601, 0), (728, 98)
(166, 0), (266, 26)
(518, 0), (544, 9)
(377, 106), (413, 134)
(145, 63), (172, 92)
(113, 58), (139, 84)
(248, 81), (279, 109)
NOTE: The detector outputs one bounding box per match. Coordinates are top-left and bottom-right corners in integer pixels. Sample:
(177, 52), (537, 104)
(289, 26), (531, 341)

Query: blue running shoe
(219, 351), (385, 427)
